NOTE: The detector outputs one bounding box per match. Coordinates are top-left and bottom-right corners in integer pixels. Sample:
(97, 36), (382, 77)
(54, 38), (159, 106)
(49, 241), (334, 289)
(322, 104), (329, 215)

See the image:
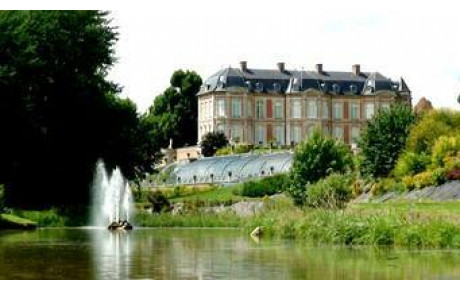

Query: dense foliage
(0, 11), (158, 208)
(358, 104), (416, 178)
(145, 70), (202, 149)
(239, 174), (288, 198)
(406, 110), (460, 154)
(288, 129), (353, 205)
(431, 135), (460, 167)
(303, 173), (353, 208)
(148, 191), (171, 213)
(390, 110), (460, 191)
(200, 131), (229, 157)
(393, 151), (431, 178)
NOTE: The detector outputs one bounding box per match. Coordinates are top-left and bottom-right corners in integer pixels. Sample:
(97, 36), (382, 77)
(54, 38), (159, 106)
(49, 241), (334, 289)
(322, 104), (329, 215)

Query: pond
(0, 228), (460, 279)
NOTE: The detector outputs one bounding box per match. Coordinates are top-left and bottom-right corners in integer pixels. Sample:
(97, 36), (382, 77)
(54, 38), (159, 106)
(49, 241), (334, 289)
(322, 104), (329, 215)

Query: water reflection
(1, 228), (460, 279)
(92, 230), (132, 279)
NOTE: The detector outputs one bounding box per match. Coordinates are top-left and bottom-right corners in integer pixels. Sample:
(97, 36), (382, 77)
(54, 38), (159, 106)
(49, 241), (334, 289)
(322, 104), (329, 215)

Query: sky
(99, 0), (460, 112)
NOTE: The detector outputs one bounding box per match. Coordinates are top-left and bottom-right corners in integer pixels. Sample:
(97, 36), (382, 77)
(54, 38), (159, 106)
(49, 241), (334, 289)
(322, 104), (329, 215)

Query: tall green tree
(358, 104), (416, 178)
(288, 129), (353, 205)
(147, 70), (202, 148)
(0, 11), (157, 208)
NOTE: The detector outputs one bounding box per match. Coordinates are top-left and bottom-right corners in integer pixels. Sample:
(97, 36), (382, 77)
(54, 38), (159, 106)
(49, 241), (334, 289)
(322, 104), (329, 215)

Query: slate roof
(199, 65), (409, 96)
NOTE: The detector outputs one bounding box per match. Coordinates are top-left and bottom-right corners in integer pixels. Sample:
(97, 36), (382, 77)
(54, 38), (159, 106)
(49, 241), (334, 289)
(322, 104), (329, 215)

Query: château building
(197, 62), (411, 147)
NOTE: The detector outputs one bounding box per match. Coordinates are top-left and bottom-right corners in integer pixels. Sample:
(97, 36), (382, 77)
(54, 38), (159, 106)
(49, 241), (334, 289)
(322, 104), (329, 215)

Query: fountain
(92, 160), (133, 230)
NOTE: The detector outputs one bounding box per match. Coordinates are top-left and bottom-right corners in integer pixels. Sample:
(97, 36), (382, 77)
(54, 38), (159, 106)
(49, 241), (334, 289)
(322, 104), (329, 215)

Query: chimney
(240, 61), (247, 72)
(277, 62), (285, 72)
(352, 64), (361, 76)
(316, 64), (323, 74)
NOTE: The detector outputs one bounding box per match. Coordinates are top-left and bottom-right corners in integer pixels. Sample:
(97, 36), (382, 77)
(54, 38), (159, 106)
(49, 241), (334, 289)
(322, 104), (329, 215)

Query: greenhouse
(159, 151), (293, 185)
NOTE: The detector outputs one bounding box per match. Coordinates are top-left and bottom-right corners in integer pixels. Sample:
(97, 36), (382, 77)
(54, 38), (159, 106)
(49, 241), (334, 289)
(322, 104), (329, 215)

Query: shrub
(351, 179), (363, 197)
(393, 151), (431, 178)
(446, 169), (460, 180)
(239, 174), (288, 197)
(234, 144), (253, 154)
(407, 169), (446, 190)
(375, 178), (406, 195)
(402, 176), (415, 191)
(215, 147), (232, 156)
(431, 168), (447, 185)
(406, 110), (460, 154)
(358, 104), (416, 178)
(413, 171), (434, 189)
(288, 129), (353, 205)
(200, 131), (229, 157)
(147, 191), (171, 213)
(304, 173), (353, 208)
(431, 135), (460, 167)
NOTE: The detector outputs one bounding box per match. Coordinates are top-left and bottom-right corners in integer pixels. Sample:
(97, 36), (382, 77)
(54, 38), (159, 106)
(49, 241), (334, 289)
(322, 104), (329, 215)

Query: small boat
(108, 220), (133, 231)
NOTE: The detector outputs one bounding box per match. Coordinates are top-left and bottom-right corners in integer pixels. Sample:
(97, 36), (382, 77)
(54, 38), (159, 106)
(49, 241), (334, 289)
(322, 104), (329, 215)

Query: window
(333, 102), (343, 119)
(217, 123), (225, 133)
(232, 98), (241, 118)
(247, 100), (252, 117)
(231, 125), (242, 141)
(332, 84), (340, 94)
(257, 125), (264, 144)
(200, 103), (204, 120)
(291, 99), (301, 118)
(208, 101), (212, 118)
(351, 126), (360, 143)
(274, 101), (283, 119)
(365, 103), (375, 119)
(291, 125), (301, 144)
(323, 126), (330, 137)
(275, 125), (284, 144)
(322, 101), (329, 118)
(307, 100), (318, 118)
(256, 100), (265, 119)
(350, 102), (359, 120)
(217, 99), (226, 117)
(333, 126), (344, 141)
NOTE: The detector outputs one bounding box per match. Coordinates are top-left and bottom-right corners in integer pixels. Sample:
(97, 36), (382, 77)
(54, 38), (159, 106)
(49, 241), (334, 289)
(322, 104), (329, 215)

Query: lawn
(168, 183), (248, 205)
(0, 213), (37, 229)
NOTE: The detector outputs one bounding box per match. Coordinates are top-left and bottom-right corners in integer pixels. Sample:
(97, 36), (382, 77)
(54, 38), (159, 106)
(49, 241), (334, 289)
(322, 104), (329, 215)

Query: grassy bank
(11, 208), (88, 227)
(244, 208), (460, 248)
(135, 212), (242, 227)
(133, 199), (460, 248)
(7, 193), (460, 248)
(0, 213), (37, 230)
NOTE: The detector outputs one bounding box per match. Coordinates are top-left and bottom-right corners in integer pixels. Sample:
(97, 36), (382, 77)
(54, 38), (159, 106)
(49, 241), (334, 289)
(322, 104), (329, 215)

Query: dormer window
(332, 84), (340, 94)
(350, 84), (358, 94)
(273, 82), (281, 92)
(320, 82), (328, 92)
(245, 81), (252, 90)
(255, 82), (264, 92)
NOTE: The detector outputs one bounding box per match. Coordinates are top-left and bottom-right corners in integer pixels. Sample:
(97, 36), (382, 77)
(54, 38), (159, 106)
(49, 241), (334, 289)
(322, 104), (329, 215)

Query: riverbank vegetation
(132, 197), (460, 247)
(0, 213), (36, 230)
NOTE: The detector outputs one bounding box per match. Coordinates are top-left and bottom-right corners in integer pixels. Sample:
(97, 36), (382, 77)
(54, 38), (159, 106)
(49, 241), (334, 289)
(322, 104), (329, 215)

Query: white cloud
(101, 0), (460, 112)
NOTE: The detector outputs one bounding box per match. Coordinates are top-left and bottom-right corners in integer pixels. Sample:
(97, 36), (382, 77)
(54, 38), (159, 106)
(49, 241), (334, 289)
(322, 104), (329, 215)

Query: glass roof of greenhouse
(163, 151), (293, 185)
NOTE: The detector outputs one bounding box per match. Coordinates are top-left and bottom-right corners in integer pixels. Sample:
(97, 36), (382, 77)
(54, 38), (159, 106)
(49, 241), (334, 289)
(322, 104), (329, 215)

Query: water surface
(0, 228), (459, 279)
